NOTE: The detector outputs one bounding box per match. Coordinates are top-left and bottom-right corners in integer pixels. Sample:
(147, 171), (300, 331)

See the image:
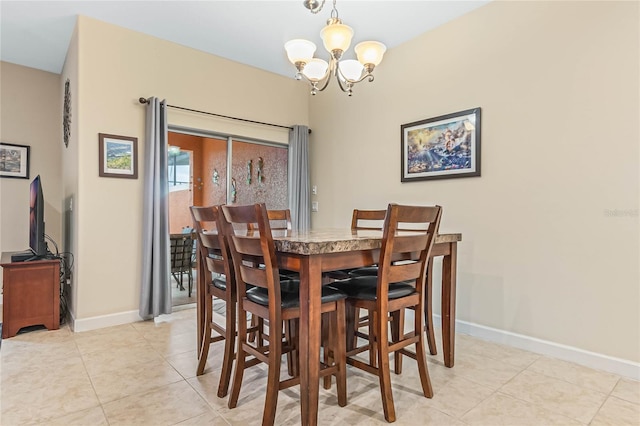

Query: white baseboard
(70, 309), (144, 333)
(432, 315), (640, 381)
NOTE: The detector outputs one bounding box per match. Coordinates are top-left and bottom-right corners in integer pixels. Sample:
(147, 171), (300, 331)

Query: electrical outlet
(311, 201), (319, 212)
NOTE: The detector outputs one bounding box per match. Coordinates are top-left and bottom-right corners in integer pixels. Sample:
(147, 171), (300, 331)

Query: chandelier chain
(330, 0), (339, 19)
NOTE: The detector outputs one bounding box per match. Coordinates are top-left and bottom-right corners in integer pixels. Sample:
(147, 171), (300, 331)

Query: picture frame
(99, 133), (138, 179)
(0, 142), (30, 179)
(401, 107), (481, 182)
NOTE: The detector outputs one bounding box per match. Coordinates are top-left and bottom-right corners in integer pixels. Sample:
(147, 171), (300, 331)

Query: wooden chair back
(377, 204), (442, 299)
(351, 209), (386, 231)
(190, 205), (235, 286)
(220, 203), (283, 308)
(248, 208), (292, 231)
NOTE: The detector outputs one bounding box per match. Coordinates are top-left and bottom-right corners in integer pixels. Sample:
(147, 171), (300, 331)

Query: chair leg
(391, 308), (404, 374)
(248, 314), (258, 342)
(262, 319), (283, 426)
(228, 311), (247, 409)
(217, 296), (236, 398)
(285, 319), (299, 377)
(415, 300), (434, 398)
(424, 258), (437, 355)
(376, 310), (396, 423)
(258, 317), (266, 347)
(322, 313), (332, 389)
(196, 296), (212, 375)
(344, 303), (357, 351)
(290, 318), (299, 377)
(369, 309), (377, 368)
(335, 299), (347, 407)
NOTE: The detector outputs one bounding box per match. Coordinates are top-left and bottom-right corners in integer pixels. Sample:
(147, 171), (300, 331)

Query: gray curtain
(288, 125), (310, 231)
(139, 97), (171, 319)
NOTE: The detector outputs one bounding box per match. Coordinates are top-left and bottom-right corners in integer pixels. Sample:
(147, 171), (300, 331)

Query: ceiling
(0, 1), (490, 77)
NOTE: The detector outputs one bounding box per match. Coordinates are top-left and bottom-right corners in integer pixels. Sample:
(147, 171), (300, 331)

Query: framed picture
(99, 133), (138, 179)
(0, 142), (30, 179)
(401, 107), (481, 182)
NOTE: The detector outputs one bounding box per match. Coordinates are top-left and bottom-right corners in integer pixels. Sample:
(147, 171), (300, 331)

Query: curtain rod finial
(139, 97), (149, 104)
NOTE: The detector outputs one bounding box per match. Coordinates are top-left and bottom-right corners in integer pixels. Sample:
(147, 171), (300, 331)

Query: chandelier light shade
(284, 0), (386, 96)
(284, 39), (316, 65)
(320, 21), (353, 55)
(355, 41), (386, 67)
(303, 58), (330, 80)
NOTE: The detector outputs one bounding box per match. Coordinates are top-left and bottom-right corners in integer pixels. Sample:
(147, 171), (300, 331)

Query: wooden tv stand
(1, 253), (60, 338)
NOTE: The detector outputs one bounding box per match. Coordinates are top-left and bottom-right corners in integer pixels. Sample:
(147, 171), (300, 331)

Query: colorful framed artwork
(99, 133), (138, 179)
(0, 142), (30, 179)
(401, 107), (481, 182)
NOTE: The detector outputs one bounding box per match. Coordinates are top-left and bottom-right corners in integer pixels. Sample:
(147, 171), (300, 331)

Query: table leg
(441, 242), (457, 368)
(298, 256), (322, 426)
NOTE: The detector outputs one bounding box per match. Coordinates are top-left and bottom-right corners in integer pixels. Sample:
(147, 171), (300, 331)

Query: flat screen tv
(29, 174), (47, 258)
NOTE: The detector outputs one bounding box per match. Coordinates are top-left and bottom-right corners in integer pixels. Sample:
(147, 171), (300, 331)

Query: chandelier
(284, 0), (386, 96)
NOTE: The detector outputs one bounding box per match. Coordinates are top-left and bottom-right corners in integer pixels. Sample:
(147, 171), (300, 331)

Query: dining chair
(190, 205), (242, 398)
(346, 208), (439, 357)
(332, 203), (442, 423)
(247, 208), (296, 363)
(220, 203), (347, 426)
(170, 233), (194, 297)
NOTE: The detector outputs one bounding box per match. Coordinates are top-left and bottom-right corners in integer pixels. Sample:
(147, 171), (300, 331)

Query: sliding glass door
(167, 131), (288, 233)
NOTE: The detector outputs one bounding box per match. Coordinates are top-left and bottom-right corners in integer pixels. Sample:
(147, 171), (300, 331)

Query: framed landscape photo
(0, 142), (30, 179)
(99, 133), (138, 179)
(401, 107), (481, 182)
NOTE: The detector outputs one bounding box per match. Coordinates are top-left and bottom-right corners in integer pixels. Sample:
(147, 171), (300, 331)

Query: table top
(272, 228), (461, 256)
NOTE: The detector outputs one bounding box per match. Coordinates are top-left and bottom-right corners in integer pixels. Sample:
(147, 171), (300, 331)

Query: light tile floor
(1, 307), (638, 425)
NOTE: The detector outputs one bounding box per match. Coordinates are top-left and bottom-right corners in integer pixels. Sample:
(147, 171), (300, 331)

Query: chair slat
(239, 264), (269, 289)
(233, 235), (264, 257)
(392, 234), (429, 254)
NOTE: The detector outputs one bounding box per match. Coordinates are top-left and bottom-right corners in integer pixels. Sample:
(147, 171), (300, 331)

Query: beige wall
(0, 62), (63, 259)
(67, 16), (308, 320)
(309, 1), (639, 362)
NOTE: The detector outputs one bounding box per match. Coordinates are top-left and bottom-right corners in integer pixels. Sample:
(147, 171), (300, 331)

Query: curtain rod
(138, 97), (311, 133)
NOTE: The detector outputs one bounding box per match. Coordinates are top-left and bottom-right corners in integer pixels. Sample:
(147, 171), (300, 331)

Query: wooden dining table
(271, 228), (462, 426)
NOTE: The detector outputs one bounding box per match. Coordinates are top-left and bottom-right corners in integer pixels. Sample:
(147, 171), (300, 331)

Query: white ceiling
(0, 1), (490, 77)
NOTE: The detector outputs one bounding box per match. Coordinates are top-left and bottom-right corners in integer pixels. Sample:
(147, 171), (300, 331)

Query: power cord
(44, 234), (72, 325)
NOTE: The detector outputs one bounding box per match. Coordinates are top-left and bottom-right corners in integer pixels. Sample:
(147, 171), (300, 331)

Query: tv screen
(29, 175), (47, 257)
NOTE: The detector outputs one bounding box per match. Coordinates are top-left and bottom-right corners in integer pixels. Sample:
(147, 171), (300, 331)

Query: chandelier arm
(312, 56), (338, 92)
(335, 66), (375, 86)
(335, 70), (350, 94)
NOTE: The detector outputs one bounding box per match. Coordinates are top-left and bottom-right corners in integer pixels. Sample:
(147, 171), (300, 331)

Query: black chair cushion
(331, 276), (415, 301)
(348, 266), (379, 277)
(246, 280), (347, 309)
(213, 276), (227, 291)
